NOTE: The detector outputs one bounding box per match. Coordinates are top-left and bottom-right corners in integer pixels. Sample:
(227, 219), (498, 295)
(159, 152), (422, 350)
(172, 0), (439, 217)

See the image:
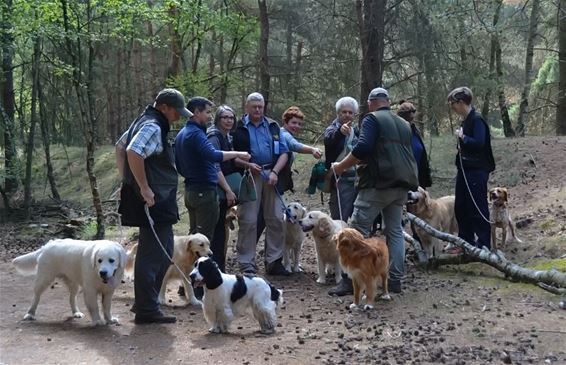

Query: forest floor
(1, 136), (565, 365)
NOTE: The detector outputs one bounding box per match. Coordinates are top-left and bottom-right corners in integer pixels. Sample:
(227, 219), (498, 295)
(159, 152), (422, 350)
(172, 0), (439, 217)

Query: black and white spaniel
(189, 257), (283, 334)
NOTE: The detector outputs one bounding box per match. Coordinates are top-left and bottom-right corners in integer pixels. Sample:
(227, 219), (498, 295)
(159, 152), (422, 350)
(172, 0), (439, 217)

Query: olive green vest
(357, 110), (418, 190)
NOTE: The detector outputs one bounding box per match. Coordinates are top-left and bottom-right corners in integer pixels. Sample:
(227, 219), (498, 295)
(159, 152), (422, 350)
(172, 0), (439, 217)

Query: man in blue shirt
(175, 97), (250, 240)
(232, 92), (291, 276)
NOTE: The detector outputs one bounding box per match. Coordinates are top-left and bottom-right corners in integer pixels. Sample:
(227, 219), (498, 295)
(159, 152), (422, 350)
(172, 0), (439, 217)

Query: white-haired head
(246, 92), (264, 104)
(335, 97), (359, 114)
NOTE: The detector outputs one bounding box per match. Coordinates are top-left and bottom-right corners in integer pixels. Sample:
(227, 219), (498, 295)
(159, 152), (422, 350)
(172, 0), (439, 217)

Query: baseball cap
(155, 88), (193, 118)
(368, 87), (389, 100)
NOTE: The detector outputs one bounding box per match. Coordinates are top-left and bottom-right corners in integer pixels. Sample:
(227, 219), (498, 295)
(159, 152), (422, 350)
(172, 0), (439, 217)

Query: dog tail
(12, 248), (43, 276)
(124, 243), (138, 279)
(269, 284), (284, 306)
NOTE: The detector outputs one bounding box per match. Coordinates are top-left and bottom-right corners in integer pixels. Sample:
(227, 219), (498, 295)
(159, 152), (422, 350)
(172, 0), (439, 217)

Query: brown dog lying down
(125, 234), (212, 306)
(489, 187), (522, 252)
(407, 187), (458, 257)
(335, 228), (390, 310)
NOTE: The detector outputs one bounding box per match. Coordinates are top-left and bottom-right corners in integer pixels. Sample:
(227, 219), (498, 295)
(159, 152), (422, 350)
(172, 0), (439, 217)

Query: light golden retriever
(299, 210), (348, 284)
(283, 202), (307, 273)
(489, 187), (522, 251)
(12, 239), (126, 325)
(407, 187), (458, 257)
(336, 228), (390, 310)
(125, 233), (212, 306)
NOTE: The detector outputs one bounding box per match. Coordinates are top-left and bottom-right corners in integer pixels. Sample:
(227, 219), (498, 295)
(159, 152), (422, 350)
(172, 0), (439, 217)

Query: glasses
(220, 115), (235, 120)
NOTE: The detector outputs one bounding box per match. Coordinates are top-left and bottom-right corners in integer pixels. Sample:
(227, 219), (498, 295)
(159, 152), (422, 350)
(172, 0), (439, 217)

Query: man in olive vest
(332, 87), (418, 294)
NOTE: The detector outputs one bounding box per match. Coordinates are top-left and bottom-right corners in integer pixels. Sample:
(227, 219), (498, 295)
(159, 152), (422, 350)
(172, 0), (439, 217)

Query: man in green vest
(332, 87), (418, 295)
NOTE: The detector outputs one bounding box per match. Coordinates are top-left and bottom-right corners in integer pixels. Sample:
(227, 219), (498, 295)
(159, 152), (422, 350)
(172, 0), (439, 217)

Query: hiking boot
(135, 311), (177, 325)
(388, 280), (402, 294)
(266, 259), (291, 276)
(328, 277), (353, 296)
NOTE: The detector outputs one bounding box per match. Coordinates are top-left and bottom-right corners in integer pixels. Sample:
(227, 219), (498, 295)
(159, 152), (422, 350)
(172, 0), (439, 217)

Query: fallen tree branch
(406, 213), (566, 290)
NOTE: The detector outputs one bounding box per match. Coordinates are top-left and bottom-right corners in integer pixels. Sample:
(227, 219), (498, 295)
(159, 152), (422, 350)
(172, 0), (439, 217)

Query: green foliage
(532, 55), (558, 93)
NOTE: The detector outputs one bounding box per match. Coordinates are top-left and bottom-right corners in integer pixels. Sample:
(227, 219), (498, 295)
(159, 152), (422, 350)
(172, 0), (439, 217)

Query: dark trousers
(135, 224), (174, 315)
(211, 200), (229, 272)
(455, 169), (491, 249)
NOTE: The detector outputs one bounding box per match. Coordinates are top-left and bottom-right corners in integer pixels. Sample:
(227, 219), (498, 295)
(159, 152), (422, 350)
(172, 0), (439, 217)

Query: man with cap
(175, 96), (250, 241)
(332, 87), (418, 294)
(116, 88), (191, 324)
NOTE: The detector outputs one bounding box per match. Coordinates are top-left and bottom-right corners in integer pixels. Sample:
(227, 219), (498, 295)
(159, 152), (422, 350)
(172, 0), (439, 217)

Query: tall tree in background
(258, 0), (270, 110)
(558, 0), (566, 135)
(516, 0), (541, 136)
(1, 0), (19, 195)
(357, 0), (387, 117)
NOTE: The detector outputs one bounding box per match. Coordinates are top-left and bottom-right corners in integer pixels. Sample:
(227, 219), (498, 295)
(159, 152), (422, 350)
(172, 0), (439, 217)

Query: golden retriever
(407, 187), (458, 257)
(489, 187), (522, 251)
(335, 228), (390, 310)
(125, 233), (212, 306)
(12, 239), (126, 325)
(299, 210), (348, 284)
(283, 202), (307, 273)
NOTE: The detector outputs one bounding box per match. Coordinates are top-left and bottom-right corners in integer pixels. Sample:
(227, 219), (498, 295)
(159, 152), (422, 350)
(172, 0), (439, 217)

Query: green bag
(218, 172), (242, 200)
(238, 169), (257, 203)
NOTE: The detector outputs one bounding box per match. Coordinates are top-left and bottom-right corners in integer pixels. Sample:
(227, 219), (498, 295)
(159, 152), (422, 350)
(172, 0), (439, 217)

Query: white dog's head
(285, 202), (307, 224)
(189, 256), (223, 289)
(299, 210), (332, 233)
(92, 242), (126, 286)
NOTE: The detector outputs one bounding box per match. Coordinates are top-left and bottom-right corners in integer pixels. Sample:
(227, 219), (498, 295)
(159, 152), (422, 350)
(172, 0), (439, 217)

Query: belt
(260, 163), (274, 170)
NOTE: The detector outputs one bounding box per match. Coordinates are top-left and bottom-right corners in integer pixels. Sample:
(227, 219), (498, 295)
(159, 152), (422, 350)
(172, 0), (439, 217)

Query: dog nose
(189, 273), (196, 283)
(99, 270), (108, 278)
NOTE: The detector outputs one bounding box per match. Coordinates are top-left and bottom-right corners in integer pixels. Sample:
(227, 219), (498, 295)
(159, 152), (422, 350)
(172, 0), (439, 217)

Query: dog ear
(502, 188), (508, 202)
(186, 236), (195, 253)
(488, 188), (495, 201)
(91, 247), (100, 269)
(318, 216), (332, 236)
(423, 190), (432, 210)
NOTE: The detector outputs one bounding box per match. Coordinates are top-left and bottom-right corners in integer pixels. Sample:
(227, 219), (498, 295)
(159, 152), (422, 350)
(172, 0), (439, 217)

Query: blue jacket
(175, 120), (223, 190)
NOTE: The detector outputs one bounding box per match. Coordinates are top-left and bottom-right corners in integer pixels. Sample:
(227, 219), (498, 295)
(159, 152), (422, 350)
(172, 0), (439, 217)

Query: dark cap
(368, 87), (389, 100)
(155, 88), (193, 118)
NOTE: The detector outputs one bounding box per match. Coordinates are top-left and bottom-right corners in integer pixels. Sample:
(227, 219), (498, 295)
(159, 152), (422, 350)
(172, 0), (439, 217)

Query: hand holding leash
(140, 186), (155, 207)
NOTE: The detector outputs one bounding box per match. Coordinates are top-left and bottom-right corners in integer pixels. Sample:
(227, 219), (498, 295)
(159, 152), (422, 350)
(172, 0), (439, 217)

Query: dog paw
(23, 313), (36, 321)
(363, 304), (374, 311)
(380, 294), (392, 301)
(73, 311), (85, 319)
(316, 277), (326, 284)
(107, 317), (119, 324)
(190, 299), (203, 307)
(349, 303), (358, 310)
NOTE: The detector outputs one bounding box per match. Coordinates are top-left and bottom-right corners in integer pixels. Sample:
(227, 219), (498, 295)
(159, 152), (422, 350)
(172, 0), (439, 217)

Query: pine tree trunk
(558, 0), (566, 135)
(258, 0), (270, 110)
(496, 32), (516, 137)
(516, 0), (541, 136)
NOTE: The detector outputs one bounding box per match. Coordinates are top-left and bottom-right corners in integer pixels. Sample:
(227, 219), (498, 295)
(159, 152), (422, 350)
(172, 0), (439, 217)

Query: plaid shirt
(116, 121), (163, 159)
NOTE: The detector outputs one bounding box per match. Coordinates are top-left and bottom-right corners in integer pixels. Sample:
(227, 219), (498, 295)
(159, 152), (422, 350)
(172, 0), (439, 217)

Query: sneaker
(266, 259), (291, 276)
(388, 280), (402, 294)
(135, 311), (177, 325)
(328, 277), (353, 296)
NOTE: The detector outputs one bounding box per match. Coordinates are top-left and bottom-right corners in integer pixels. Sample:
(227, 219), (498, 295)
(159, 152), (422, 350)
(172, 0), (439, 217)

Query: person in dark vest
(332, 87), (418, 295)
(175, 97), (249, 242)
(232, 92), (291, 276)
(447, 86), (495, 254)
(206, 105), (248, 272)
(116, 88), (190, 324)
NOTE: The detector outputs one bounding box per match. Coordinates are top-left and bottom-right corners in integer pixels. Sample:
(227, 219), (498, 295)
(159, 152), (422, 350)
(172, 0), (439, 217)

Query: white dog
(299, 210), (348, 284)
(12, 238), (126, 326)
(283, 202), (307, 273)
(189, 257), (283, 334)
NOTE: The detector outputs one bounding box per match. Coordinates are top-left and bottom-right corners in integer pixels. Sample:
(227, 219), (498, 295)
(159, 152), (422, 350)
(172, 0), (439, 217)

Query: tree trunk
(406, 213), (566, 290)
(38, 59), (60, 202)
(358, 0), (387, 117)
(24, 36), (41, 218)
(294, 41), (303, 102)
(191, 0), (203, 75)
(258, 0), (270, 110)
(516, 0), (541, 137)
(147, 0), (158, 91)
(558, 0), (566, 135)
(496, 35), (516, 137)
(481, 0), (502, 120)
(166, 3), (182, 79)
(1, 0), (19, 194)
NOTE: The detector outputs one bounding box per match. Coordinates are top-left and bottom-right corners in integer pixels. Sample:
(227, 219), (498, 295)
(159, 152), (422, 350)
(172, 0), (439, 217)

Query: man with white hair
(332, 87), (418, 294)
(324, 96), (360, 296)
(231, 92), (291, 276)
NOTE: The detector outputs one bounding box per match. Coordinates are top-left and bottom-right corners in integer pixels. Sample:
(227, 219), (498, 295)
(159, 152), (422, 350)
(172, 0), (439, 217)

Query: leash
(457, 140), (494, 224)
(331, 166), (344, 222)
(143, 204), (193, 285)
